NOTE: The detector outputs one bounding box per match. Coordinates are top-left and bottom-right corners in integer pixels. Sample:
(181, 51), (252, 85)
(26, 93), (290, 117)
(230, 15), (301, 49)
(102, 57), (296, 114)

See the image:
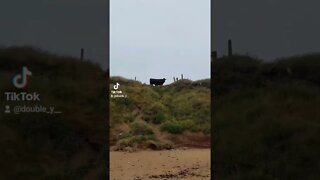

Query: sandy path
(110, 149), (210, 180)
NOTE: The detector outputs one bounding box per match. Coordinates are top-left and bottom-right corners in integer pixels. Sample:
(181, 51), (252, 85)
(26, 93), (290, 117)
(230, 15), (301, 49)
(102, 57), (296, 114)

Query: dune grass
(213, 54), (320, 179)
(0, 46), (107, 179)
(109, 75), (211, 149)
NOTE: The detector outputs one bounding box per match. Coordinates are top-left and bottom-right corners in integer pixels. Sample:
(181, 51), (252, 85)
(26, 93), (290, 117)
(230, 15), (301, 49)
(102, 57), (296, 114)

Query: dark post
(135, 77), (136, 81)
(228, 39), (233, 57)
(212, 51), (217, 60)
(211, 51), (214, 80)
(181, 74), (183, 80)
(80, 48), (84, 61)
(173, 77), (176, 82)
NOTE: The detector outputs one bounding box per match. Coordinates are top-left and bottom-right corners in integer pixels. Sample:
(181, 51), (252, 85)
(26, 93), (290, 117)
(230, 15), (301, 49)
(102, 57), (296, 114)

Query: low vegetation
(110, 75), (211, 150)
(213, 54), (320, 179)
(0, 46), (107, 179)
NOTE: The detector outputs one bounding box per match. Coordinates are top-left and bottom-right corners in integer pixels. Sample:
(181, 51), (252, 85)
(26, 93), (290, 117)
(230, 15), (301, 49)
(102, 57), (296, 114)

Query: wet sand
(110, 149), (210, 180)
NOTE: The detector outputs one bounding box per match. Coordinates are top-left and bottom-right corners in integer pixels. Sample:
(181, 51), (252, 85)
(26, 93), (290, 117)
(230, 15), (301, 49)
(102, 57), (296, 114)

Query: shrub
(130, 135), (156, 144)
(148, 102), (168, 114)
(116, 98), (134, 109)
(119, 132), (132, 139)
(161, 122), (185, 134)
(130, 122), (154, 136)
(179, 119), (195, 129)
(153, 112), (166, 124)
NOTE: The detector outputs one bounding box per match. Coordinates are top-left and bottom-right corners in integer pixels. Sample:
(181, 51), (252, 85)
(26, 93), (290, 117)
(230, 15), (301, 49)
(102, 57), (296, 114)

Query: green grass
(153, 112), (166, 124)
(109, 75), (211, 146)
(161, 121), (185, 134)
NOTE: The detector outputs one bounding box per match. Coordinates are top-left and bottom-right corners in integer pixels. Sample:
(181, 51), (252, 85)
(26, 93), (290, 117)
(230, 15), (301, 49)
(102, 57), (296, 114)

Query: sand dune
(110, 149), (210, 180)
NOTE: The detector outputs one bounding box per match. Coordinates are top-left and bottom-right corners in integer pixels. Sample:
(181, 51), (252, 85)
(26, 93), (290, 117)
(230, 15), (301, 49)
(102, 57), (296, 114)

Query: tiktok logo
(113, 82), (120, 90)
(12, 66), (32, 89)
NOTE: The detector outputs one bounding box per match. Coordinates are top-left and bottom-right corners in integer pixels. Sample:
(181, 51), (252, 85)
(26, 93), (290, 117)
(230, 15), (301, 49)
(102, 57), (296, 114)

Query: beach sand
(110, 149), (210, 180)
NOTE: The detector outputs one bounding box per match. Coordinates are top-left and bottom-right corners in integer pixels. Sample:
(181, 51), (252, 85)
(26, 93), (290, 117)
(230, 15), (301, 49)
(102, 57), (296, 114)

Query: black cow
(150, 78), (166, 86)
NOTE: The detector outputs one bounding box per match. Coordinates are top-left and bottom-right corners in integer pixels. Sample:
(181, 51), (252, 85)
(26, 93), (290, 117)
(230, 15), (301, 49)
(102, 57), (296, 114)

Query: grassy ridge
(3, 46), (318, 178)
(109, 76), (211, 150)
(0, 46), (107, 179)
(213, 54), (320, 179)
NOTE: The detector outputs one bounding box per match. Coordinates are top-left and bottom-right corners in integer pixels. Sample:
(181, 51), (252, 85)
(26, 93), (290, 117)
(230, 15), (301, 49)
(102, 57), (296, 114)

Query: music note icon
(12, 66), (32, 89)
(113, 82), (120, 90)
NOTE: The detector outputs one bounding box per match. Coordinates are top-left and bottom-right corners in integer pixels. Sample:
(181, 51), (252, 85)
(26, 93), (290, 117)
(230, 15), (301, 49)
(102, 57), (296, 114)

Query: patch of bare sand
(110, 149), (210, 180)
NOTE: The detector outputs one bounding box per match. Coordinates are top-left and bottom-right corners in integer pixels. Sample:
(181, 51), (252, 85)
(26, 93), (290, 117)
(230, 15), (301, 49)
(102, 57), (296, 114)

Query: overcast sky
(213, 0), (320, 60)
(0, 0), (108, 69)
(110, 0), (211, 84)
(2, 1), (316, 78)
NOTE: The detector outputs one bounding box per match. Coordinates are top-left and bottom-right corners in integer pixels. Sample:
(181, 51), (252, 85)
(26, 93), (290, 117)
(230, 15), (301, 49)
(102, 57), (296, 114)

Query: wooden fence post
(80, 48), (84, 61)
(228, 39), (233, 57)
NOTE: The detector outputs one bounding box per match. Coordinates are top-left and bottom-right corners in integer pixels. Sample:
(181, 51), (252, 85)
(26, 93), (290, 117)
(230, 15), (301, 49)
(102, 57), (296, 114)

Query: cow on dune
(150, 78), (166, 86)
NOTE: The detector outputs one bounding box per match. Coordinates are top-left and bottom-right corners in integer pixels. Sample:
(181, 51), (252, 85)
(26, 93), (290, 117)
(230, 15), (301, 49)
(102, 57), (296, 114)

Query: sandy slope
(110, 149), (210, 180)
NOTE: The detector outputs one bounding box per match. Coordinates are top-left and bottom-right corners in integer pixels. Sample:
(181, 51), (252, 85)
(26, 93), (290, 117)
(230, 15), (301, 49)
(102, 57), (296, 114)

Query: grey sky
(213, 0), (320, 61)
(0, 0), (108, 69)
(110, 0), (210, 84)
